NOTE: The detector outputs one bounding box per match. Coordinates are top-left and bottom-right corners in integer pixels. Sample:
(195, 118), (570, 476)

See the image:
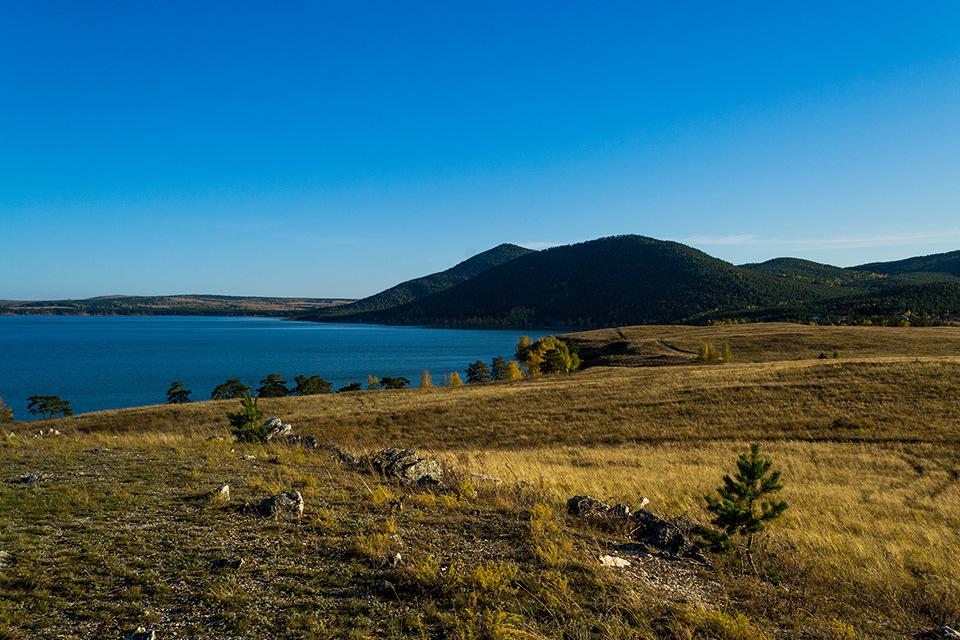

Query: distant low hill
(294, 243), (533, 320)
(313, 235), (960, 328)
(0, 295), (352, 317)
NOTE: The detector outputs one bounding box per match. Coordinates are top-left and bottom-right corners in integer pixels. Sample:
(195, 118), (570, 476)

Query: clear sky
(2, 1), (959, 300)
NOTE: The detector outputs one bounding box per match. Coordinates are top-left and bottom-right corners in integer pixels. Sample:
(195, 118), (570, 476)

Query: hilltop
(323, 235), (960, 327)
(294, 243), (534, 321)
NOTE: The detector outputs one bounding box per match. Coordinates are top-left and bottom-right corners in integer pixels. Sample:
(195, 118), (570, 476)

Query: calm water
(0, 316), (545, 420)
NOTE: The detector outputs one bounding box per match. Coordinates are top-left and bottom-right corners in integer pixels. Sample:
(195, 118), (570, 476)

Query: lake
(0, 316), (546, 420)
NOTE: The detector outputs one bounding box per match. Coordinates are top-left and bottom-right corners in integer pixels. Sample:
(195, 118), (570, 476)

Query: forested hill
(330, 235), (837, 327)
(294, 243), (533, 320)
(853, 249), (960, 280)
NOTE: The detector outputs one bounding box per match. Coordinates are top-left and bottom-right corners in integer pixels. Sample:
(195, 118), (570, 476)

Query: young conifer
(694, 442), (788, 573)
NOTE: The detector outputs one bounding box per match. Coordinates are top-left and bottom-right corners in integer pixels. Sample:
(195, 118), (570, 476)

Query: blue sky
(2, 1), (959, 299)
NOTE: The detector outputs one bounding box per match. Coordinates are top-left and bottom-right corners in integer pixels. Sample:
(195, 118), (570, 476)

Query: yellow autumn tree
(449, 371), (463, 387)
(517, 336), (580, 376)
(419, 370), (433, 388)
(366, 375), (380, 390)
(507, 360), (524, 380)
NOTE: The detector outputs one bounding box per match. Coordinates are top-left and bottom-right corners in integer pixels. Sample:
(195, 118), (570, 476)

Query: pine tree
(166, 381), (192, 404)
(211, 378), (250, 400)
(694, 443), (788, 573)
(227, 392), (266, 442)
(491, 356), (510, 381)
(257, 373), (288, 398)
(465, 360), (492, 384)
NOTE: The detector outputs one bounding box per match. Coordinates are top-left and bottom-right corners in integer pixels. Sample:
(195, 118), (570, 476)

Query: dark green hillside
(339, 235), (834, 327)
(741, 257), (882, 289)
(696, 281), (960, 325)
(295, 243), (533, 320)
(853, 249), (960, 280)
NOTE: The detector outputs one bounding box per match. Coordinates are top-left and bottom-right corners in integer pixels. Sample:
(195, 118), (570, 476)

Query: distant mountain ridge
(297, 243), (534, 319)
(309, 235), (960, 328)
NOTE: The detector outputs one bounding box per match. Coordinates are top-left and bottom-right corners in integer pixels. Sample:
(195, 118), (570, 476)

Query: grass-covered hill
(294, 243), (533, 321)
(3, 324), (959, 639)
(332, 235), (839, 327)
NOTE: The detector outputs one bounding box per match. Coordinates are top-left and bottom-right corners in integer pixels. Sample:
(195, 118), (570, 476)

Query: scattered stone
(209, 484), (230, 501)
(638, 497), (650, 509)
(631, 509), (699, 558)
(0, 551), (10, 568)
(567, 495), (612, 518)
(212, 557), (245, 571)
(389, 500), (403, 512)
(244, 454), (256, 460)
(386, 552), (402, 567)
(207, 435), (228, 441)
(599, 554), (631, 568)
(259, 490), (304, 518)
(19, 473), (42, 484)
(34, 428), (60, 438)
(124, 627), (155, 640)
(470, 473), (503, 484)
(367, 448), (443, 485)
(567, 494), (701, 560)
(263, 418), (292, 441)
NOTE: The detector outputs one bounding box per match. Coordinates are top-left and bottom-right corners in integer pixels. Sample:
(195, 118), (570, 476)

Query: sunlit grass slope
(3, 324), (960, 638)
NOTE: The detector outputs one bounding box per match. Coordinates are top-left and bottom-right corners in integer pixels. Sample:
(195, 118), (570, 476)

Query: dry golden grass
(37, 356), (960, 449)
(451, 440), (960, 624)
(564, 322), (960, 366)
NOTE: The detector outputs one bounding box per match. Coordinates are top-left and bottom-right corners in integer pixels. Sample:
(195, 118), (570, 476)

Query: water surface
(0, 316), (544, 419)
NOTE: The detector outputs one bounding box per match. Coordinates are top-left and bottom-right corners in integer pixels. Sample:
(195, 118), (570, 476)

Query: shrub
(226, 392), (266, 442)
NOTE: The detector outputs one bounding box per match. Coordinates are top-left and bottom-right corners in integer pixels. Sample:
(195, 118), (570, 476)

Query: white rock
(599, 554), (631, 568)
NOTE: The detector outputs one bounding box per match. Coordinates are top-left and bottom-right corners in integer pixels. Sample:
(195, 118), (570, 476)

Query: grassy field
(2, 324), (959, 639)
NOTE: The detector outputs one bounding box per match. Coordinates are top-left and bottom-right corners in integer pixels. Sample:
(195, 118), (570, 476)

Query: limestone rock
(599, 554), (631, 568)
(259, 490), (304, 518)
(367, 448), (442, 484)
(567, 495), (611, 518)
(0, 551), (10, 568)
(210, 484), (230, 501)
(263, 418), (292, 441)
(125, 627), (155, 640)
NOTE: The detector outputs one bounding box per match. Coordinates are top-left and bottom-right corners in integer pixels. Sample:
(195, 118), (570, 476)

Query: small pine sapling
(227, 392), (266, 442)
(694, 442), (788, 573)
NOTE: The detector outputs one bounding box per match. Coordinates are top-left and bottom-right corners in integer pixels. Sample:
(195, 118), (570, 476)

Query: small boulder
(367, 448), (443, 484)
(598, 554), (631, 568)
(263, 418), (292, 441)
(209, 484), (230, 501)
(259, 490), (304, 518)
(567, 495), (611, 518)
